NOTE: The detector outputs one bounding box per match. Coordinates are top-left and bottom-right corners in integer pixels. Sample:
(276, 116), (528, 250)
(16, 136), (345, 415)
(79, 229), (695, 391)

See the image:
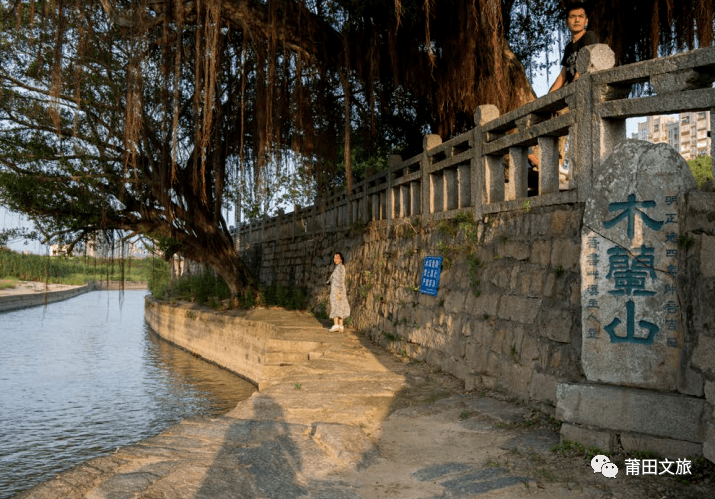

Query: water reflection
(0, 290), (255, 498)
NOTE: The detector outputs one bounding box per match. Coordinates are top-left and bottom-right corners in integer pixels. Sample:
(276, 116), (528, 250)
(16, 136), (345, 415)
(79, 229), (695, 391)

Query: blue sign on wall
(420, 256), (443, 296)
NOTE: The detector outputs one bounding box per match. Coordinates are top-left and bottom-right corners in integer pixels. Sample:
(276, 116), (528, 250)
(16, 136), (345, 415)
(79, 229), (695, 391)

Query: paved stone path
(17, 309), (712, 498)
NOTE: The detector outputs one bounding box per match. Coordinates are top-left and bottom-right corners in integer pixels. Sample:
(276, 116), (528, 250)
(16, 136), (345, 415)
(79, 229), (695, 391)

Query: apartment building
(632, 111), (711, 161)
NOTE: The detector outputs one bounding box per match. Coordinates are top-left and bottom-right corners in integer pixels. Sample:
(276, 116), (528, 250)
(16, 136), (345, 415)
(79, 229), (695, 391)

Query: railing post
(472, 104), (504, 214)
(575, 44), (617, 201)
(411, 179), (421, 217)
(422, 134), (441, 222)
(458, 163), (471, 208)
(537, 137), (559, 195)
(507, 146), (528, 200)
(472, 105), (499, 220)
(388, 154), (401, 222)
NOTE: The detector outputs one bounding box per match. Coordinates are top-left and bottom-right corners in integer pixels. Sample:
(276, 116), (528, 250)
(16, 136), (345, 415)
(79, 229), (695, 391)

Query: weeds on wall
(466, 254), (484, 296)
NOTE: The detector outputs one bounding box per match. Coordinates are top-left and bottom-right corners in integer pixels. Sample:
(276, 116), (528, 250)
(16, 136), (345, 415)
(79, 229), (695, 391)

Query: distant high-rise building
(631, 112), (711, 161)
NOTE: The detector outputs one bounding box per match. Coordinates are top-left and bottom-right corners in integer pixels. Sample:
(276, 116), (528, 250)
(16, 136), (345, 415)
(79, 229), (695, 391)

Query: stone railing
(237, 45), (715, 248)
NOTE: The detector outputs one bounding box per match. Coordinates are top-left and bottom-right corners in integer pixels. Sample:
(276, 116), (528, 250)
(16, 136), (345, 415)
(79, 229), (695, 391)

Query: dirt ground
(370, 356), (715, 499)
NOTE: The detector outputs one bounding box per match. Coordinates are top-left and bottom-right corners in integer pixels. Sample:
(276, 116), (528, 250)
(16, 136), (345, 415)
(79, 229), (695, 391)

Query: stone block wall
(241, 203), (586, 412)
(240, 189), (715, 461)
(682, 190), (715, 462)
(553, 189), (715, 460)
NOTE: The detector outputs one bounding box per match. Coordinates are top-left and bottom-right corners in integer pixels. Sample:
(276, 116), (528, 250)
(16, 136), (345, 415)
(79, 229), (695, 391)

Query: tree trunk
(178, 230), (255, 297)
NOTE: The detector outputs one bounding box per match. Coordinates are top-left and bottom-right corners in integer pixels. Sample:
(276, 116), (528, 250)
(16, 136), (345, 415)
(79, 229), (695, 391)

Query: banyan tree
(0, 0), (713, 295)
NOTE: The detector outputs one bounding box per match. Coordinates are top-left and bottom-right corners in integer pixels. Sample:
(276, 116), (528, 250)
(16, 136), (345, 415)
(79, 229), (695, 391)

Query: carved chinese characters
(581, 141), (696, 389)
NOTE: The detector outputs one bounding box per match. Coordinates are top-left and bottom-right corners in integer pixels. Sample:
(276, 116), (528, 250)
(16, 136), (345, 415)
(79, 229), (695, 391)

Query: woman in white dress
(328, 252), (350, 332)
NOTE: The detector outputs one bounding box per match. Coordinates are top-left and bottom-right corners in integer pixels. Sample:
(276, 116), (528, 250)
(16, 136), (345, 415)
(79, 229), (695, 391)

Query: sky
(0, 43), (642, 254)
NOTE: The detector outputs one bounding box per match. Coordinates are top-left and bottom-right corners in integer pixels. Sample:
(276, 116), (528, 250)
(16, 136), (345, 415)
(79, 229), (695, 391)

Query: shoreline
(0, 282), (89, 313)
(0, 281), (148, 313)
(16, 298), (713, 498)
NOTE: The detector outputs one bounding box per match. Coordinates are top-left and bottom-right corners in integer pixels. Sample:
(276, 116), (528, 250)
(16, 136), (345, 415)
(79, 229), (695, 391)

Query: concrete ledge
(556, 382), (708, 444)
(0, 284), (89, 313)
(88, 280), (148, 290)
(144, 297), (328, 389)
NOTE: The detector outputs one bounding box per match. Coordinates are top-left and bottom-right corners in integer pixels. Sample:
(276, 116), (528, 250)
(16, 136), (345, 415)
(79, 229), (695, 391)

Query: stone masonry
(241, 182), (715, 461)
(242, 202), (585, 413)
(237, 46), (715, 462)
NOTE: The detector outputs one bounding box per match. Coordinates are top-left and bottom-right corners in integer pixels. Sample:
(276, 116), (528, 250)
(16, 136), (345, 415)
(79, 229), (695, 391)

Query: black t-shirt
(561, 31), (598, 84)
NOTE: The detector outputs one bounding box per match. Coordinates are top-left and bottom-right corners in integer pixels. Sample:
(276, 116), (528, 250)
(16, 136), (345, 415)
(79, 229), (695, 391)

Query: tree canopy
(0, 0), (713, 294)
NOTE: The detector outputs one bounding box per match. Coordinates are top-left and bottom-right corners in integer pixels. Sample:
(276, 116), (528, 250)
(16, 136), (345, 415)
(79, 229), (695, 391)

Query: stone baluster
(507, 146), (528, 200)
(422, 134), (442, 220)
(371, 189), (379, 221)
(574, 44), (617, 201)
(473, 105), (503, 210)
(445, 167), (458, 210)
(537, 136), (559, 195)
(458, 163), (471, 208)
(485, 154), (505, 204)
(388, 154), (401, 221)
(411, 178), (421, 217)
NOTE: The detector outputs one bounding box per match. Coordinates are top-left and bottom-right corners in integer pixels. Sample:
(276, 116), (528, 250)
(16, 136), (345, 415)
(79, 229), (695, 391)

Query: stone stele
(581, 140), (696, 390)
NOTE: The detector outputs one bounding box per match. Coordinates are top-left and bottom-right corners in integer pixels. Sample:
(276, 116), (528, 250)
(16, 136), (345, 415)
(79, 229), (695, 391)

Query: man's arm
(549, 67), (567, 93)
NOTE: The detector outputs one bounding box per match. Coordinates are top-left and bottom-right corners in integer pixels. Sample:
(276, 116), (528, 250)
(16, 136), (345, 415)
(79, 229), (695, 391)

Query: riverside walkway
(17, 303), (712, 498)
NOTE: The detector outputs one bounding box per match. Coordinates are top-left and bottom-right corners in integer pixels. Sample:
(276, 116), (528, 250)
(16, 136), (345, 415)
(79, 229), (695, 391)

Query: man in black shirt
(550, 1), (598, 92)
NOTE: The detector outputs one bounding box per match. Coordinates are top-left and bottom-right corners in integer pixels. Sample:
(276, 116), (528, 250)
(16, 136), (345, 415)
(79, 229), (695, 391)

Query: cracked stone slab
(580, 139), (696, 390)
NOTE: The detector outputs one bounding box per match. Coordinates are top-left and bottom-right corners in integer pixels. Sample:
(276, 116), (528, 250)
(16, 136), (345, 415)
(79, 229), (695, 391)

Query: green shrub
(264, 283), (309, 310)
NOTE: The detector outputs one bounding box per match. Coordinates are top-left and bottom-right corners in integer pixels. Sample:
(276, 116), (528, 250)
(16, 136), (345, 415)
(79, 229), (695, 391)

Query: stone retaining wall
(242, 202), (585, 411)
(240, 188), (715, 461)
(144, 298), (329, 389)
(0, 285), (89, 313)
(88, 280), (148, 290)
(144, 298), (276, 387)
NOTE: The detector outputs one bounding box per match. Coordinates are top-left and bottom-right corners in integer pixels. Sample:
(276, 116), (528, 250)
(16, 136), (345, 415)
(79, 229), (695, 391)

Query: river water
(0, 290), (256, 498)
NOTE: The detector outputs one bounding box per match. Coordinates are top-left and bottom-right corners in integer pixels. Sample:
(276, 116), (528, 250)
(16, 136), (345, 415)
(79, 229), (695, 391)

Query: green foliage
(0, 249), (166, 286)
(314, 299), (329, 319)
(238, 288), (261, 309)
(382, 331), (398, 342)
(263, 283), (309, 310)
(687, 155), (713, 188)
(147, 259), (172, 298)
(467, 254), (483, 296)
(157, 270), (231, 305)
(453, 211), (473, 225)
(0, 276), (18, 289)
(438, 220), (458, 237)
(510, 344), (519, 363)
(678, 234), (695, 249)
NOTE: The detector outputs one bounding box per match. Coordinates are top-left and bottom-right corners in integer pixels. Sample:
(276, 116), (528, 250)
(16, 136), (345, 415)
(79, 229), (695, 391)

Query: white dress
(328, 264), (351, 318)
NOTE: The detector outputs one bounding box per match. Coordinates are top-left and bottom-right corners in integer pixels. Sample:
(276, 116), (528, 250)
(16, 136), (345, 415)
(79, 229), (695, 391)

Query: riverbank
(17, 299), (714, 498)
(0, 280), (148, 313)
(0, 281), (88, 313)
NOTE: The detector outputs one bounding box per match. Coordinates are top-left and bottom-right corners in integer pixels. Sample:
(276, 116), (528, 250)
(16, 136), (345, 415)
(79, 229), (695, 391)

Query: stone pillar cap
(423, 134), (442, 151)
(474, 104), (500, 126)
(576, 43), (616, 76)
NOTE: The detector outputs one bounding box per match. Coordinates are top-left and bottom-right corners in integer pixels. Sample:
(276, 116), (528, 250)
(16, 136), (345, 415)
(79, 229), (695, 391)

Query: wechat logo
(591, 455), (618, 478)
